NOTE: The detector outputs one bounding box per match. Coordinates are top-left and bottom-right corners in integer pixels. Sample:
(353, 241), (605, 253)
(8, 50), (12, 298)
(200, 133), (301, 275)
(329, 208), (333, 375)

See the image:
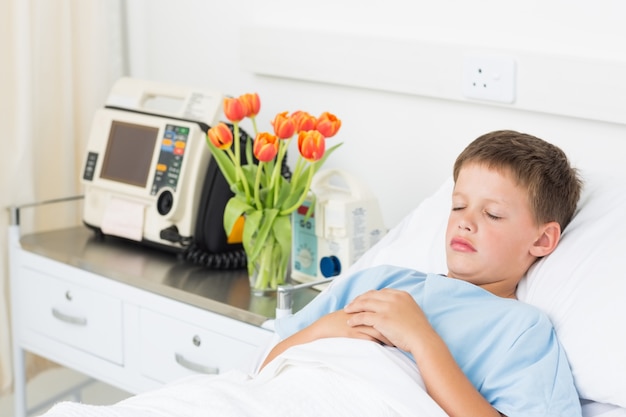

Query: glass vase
(247, 229), (289, 295)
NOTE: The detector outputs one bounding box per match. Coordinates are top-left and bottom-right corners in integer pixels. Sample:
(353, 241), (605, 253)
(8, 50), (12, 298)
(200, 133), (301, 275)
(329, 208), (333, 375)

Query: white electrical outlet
(462, 54), (516, 104)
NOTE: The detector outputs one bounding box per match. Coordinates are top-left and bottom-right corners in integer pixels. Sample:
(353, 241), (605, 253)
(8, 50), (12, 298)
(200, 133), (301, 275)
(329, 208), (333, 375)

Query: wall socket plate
(462, 54), (516, 104)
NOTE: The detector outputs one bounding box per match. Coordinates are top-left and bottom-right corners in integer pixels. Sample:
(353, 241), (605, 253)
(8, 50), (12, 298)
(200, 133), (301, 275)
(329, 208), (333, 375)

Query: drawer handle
(51, 308), (88, 326)
(175, 353), (219, 375)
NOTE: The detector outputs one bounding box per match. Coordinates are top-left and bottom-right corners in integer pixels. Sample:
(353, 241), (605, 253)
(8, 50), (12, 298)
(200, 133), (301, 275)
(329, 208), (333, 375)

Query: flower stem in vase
(249, 233), (287, 295)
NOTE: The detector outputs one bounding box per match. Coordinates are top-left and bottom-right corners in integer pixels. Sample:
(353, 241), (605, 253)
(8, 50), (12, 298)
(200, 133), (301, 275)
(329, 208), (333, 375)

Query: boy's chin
(445, 269), (476, 282)
(445, 259), (477, 279)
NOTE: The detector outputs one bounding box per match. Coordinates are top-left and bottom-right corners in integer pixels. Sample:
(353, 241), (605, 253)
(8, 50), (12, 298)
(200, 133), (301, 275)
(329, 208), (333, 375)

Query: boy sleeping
(262, 130), (582, 417)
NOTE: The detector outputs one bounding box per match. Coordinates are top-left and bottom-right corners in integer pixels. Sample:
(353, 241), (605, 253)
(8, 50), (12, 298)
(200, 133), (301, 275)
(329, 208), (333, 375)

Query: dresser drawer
(19, 267), (124, 365)
(139, 308), (259, 383)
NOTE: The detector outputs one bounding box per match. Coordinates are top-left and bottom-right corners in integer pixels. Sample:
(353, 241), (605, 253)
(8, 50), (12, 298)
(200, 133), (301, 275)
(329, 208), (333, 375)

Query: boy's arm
(260, 309), (380, 370)
(344, 289), (505, 417)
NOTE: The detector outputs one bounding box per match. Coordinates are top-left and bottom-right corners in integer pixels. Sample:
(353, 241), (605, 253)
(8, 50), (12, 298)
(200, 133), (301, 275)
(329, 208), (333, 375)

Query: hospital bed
(40, 168), (626, 417)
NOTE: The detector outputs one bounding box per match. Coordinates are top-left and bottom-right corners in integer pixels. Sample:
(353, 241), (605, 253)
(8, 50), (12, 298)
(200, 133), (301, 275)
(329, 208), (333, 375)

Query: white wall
(124, 0), (626, 229)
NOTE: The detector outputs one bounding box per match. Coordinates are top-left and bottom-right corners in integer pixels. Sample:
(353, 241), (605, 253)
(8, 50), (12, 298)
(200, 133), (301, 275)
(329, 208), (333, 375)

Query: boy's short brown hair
(453, 130), (582, 231)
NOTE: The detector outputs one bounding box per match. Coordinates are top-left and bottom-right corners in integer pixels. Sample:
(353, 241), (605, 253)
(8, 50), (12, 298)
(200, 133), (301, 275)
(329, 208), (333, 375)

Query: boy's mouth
(450, 237), (476, 252)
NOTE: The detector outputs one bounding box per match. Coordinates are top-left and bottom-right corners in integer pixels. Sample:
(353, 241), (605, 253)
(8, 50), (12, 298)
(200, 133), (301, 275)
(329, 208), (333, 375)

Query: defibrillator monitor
(99, 121), (160, 188)
(81, 77), (223, 251)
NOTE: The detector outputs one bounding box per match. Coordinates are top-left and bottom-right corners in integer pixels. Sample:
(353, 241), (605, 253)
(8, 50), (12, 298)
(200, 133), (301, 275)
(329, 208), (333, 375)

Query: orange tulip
(207, 122), (233, 150)
(291, 111), (317, 133)
(297, 130), (325, 162)
(253, 132), (279, 162)
(223, 97), (246, 122)
(271, 111), (296, 139)
(239, 93), (261, 118)
(316, 112), (342, 138)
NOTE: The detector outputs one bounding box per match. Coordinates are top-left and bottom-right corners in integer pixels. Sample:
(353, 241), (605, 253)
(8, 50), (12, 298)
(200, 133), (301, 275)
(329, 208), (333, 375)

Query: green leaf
(223, 197), (254, 236)
(272, 177), (291, 207)
(242, 209), (262, 258)
(281, 179), (306, 208)
(272, 214), (292, 260)
(206, 137), (237, 185)
(257, 187), (273, 208)
(241, 163), (258, 183)
(244, 208), (279, 262)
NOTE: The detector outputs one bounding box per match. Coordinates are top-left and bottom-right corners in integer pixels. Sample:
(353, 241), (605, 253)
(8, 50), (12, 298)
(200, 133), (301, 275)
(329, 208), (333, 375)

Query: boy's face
(445, 163), (544, 298)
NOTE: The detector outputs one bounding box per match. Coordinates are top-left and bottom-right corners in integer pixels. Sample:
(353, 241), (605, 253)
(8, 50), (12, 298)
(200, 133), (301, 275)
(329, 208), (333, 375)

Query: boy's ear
(530, 221), (561, 257)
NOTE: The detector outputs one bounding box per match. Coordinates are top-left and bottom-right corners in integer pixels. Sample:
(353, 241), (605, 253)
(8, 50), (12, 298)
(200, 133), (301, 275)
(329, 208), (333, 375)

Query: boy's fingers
(346, 311), (373, 327)
(345, 290), (383, 312)
(344, 288), (399, 313)
(349, 319), (392, 346)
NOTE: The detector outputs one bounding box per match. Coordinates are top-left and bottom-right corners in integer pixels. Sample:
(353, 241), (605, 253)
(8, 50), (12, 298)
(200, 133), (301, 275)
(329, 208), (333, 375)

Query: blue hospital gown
(275, 265), (582, 417)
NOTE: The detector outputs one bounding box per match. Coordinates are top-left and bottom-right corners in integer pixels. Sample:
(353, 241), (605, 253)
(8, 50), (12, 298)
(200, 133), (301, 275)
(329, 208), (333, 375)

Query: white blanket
(40, 338), (448, 417)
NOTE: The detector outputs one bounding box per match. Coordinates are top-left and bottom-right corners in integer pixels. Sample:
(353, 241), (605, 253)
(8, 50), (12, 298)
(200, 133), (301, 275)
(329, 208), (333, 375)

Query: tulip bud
(207, 122), (233, 150)
(316, 112), (341, 138)
(291, 111), (317, 133)
(239, 93), (261, 118)
(223, 97), (246, 122)
(271, 111), (296, 139)
(253, 132), (279, 162)
(297, 130), (325, 162)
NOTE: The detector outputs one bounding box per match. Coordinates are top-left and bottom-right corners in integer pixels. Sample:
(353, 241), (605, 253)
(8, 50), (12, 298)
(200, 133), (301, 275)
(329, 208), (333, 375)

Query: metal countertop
(19, 226), (317, 328)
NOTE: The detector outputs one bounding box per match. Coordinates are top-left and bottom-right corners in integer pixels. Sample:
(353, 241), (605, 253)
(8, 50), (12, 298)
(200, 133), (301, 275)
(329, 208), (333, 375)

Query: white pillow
(339, 170), (626, 407)
(517, 171), (626, 407)
(339, 177), (450, 276)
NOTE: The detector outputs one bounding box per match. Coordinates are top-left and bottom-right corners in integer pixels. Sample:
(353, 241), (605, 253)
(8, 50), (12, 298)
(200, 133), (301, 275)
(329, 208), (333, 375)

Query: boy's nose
(458, 219), (473, 231)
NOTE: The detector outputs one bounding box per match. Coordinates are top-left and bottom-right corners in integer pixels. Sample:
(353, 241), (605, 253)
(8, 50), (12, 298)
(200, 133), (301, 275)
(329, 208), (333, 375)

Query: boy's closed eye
(451, 205), (503, 221)
(484, 210), (502, 220)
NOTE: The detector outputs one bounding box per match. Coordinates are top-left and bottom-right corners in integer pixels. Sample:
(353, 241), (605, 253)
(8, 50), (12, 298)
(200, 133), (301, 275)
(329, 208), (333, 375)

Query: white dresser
(8, 221), (315, 417)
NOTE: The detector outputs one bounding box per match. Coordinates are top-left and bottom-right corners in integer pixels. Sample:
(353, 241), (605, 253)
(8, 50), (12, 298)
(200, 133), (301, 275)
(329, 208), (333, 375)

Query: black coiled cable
(180, 242), (248, 269)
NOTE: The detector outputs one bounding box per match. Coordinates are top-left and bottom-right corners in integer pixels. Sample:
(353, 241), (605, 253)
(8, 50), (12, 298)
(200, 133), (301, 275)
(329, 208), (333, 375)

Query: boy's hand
(308, 309), (388, 344)
(343, 289), (432, 355)
(260, 308), (387, 370)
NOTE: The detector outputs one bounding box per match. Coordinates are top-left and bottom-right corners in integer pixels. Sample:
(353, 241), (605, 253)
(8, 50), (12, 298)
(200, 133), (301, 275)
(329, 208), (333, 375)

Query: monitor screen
(100, 121), (159, 187)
